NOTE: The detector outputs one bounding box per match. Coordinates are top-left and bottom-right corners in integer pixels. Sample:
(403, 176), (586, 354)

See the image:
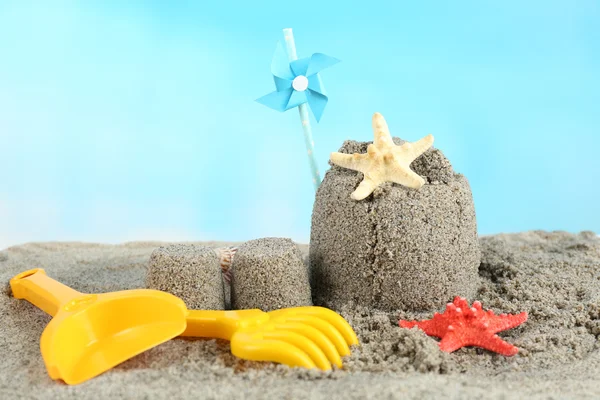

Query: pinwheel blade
(306, 90), (329, 122)
(290, 56), (310, 77)
(271, 42), (295, 80)
(274, 76), (292, 91)
(286, 89), (308, 109)
(307, 74), (326, 95)
(305, 53), (340, 77)
(256, 88), (294, 112)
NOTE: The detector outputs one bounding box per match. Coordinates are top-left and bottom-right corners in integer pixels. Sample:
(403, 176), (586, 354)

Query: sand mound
(0, 231), (598, 399)
(310, 137), (480, 311)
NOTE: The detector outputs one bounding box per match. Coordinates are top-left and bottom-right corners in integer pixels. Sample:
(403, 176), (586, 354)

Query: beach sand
(1, 231), (598, 399)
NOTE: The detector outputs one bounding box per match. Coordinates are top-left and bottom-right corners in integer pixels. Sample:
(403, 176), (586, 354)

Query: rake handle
(10, 268), (83, 317)
(182, 309), (269, 340)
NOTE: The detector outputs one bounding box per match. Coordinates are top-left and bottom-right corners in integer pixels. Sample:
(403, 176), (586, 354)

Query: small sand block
(232, 238), (312, 311)
(146, 244), (225, 310)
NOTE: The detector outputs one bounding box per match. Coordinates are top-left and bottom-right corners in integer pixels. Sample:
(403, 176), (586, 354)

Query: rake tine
(281, 307), (359, 347)
(262, 329), (332, 370)
(273, 321), (342, 368)
(231, 337), (317, 369)
(282, 314), (350, 357)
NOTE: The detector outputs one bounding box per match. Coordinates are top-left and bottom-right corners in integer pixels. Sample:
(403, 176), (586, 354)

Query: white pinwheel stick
(282, 28), (321, 190)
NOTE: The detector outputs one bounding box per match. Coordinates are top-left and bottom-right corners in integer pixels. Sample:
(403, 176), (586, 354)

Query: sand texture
(1, 231), (599, 399)
(147, 244), (225, 310)
(311, 138), (480, 311)
(231, 238), (312, 311)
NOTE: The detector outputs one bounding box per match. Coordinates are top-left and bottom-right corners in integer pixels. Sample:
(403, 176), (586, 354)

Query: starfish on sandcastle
(330, 112), (434, 200)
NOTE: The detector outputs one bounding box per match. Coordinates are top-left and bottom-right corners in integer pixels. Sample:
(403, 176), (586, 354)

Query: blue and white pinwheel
(256, 42), (339, 122)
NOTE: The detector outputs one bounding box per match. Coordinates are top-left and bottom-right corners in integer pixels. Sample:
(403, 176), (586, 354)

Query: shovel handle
(10, 268), (84, 317)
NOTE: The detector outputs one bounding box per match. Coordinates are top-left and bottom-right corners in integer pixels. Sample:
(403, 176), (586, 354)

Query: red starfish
(399, 297), (527, 356)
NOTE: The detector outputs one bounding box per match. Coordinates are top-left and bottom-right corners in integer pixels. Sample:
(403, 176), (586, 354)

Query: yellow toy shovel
(10, 268), (358, 385)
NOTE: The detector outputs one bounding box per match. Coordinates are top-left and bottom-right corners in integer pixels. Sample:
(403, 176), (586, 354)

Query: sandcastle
(310, 113), (481, 312)
(147, 113), (480, 314)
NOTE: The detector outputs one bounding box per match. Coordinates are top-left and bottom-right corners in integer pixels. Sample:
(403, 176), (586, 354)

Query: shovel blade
(41, 290), (187, 385)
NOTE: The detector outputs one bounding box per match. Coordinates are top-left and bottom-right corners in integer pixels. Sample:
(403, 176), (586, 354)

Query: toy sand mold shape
(10, 269), (358, 385)
(311, 112), (480, 312)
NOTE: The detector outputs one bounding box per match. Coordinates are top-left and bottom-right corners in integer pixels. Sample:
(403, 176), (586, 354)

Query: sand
(147, 244), (225, 310)
(1, 231), (599, 399)
(231, 238), (312, 311)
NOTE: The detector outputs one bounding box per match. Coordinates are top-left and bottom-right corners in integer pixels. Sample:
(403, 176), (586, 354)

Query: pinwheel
(256, 28), (339, 189)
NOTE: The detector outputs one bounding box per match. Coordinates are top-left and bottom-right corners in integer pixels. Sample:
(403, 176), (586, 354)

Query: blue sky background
(1, 0), (598, 249)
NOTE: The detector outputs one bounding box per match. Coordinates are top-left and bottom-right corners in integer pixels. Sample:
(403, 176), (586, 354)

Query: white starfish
(330, 112), (434, 201)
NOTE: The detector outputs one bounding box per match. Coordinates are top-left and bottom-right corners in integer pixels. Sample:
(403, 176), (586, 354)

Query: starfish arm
(351, 176), (380, 201)
(330, 152), (369, 173)
(440, 331), (520, 356)
(395, 134), (434, 161)
(386, 166), (425, 189)
(400, 319), (446, 338)
(488, 312), (528, 334)
(372, 112), (394, 148)
(471, 334), (520, 356)
(438, 331), (464, 353)
(399, 320), (418, 329)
